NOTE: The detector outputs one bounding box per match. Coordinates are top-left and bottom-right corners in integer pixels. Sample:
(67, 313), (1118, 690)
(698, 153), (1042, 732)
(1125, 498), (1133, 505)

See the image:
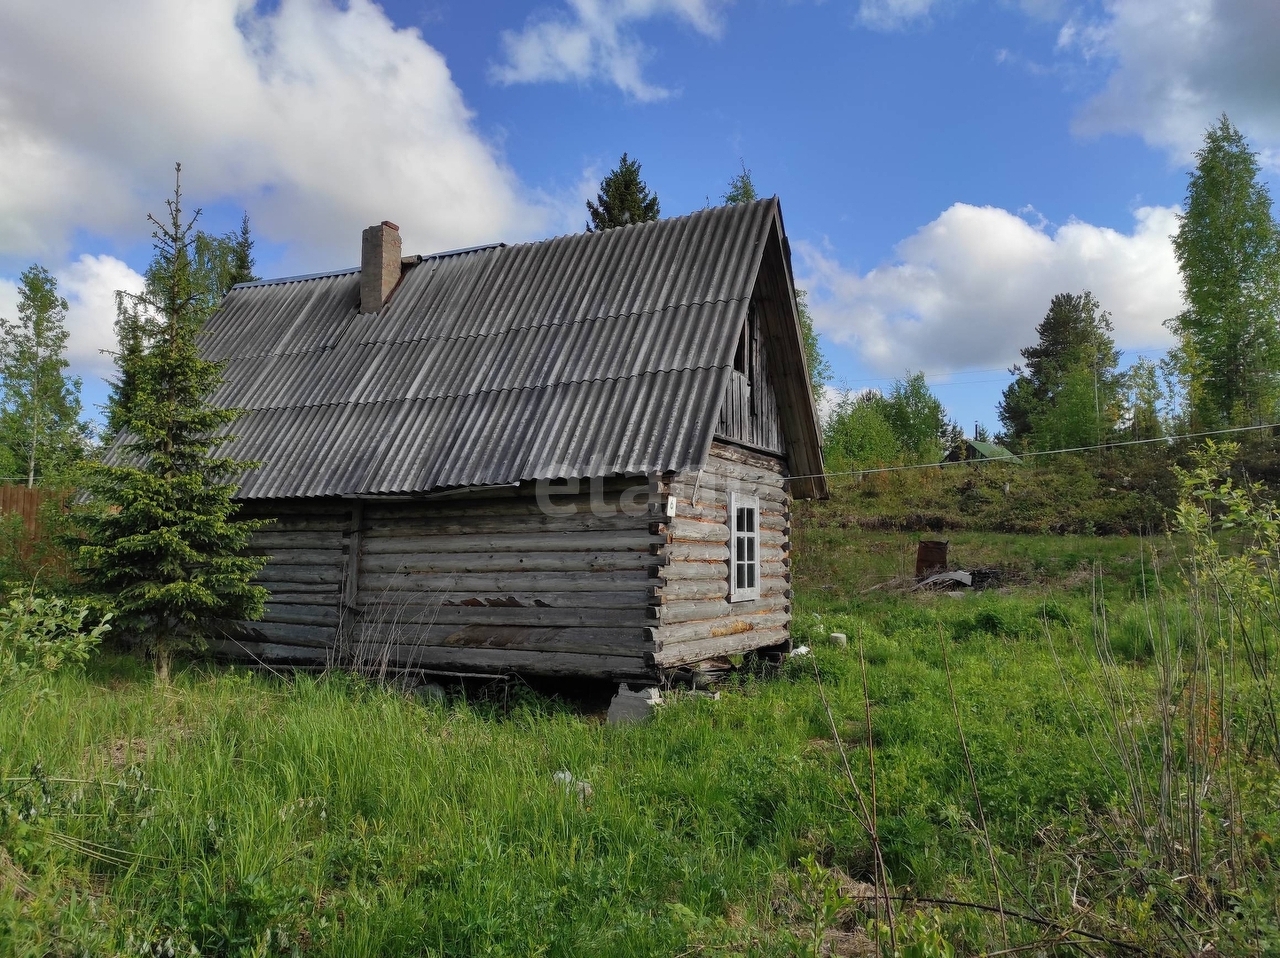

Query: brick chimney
(360, 220), (402, 313)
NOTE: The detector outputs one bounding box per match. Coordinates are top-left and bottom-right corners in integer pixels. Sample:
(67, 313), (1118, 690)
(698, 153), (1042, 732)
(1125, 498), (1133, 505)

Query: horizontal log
(353, 603), (648, 629)
(656, 577), (727, 601)
(255, 580), (340, 595)
(209, 638), (330, 665)
(654, 609), (790, 647)
(707, 441), (786, 472)
(224, 620), (337, 648)
(248, 548), (345, 566)
(360, 551), (657, 575)
(251, 531), (347, 550)
(263, 604), (341, 627)
(361, 532), (656, 556)
(352, 589), (646, 610)
(361, 486), (654, 522)
(653, 626), (790, 668)
(364, 510), (646, 538)
(662, 542), (786, 564)
(356, 570), (651, 593)
(658, 594), (789, 626)
(252, 564), (343, 585)
(238, 516), (351, 533)
(656, 560), (789, 582)
(259, 591), (342, 605)
(345, 625), (650, 660)
(668, 483), (788, 512)
(343, 642), (650, 681)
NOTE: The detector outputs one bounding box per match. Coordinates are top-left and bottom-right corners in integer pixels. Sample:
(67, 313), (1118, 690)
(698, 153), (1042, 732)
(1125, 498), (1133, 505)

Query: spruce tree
(1168, 115), (1280, 428)
(0, 264), (90, 485)
(586, 153), (660, 231)
(74, 165), (269, 682)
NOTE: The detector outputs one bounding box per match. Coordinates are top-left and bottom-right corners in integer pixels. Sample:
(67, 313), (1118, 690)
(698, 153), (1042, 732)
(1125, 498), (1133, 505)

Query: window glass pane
(747, 508), (756, 533)
(747, 564), (756, 588)
(746, 538), (756, 562)
(736, 507), (746, 532)
(736, 563), (745, 589)
(736, 537), (745, 561)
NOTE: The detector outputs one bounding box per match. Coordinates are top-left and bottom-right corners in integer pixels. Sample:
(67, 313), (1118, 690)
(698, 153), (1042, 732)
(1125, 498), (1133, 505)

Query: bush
(0, 590), (110, 686)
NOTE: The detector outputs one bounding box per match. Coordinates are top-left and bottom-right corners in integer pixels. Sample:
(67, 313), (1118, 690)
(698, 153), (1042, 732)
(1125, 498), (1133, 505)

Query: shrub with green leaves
(0, 591), (109, 685)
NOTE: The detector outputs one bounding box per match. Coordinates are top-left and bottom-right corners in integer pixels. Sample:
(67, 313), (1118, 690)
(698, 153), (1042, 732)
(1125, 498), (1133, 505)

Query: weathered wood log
(360, 531), (657, 555)
(262, 604), (341, 627)
(652, 626), (790, 668)
(364, 510), (645, 537)
(359, 551), (658, 575)
(352, 589), (646, 609)
(356, 570), (651, 593)
(658, 594), (789, 626)
(349, 623), (651, 656)
(343, 640), (652, 678)
(255, 581), (340, 595)
(225, 620), (337, 648)
(653, 609), (790, 647)
(353, 603), (649, 629)
(247, 548), (345, 566)
(252, 564), (344, 585)
(250, 531), (346, 549)
(209, 638), (330, 664)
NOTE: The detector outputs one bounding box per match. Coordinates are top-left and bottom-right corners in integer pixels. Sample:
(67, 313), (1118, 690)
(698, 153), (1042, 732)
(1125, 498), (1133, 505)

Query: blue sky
(2, 0), (1278, 438)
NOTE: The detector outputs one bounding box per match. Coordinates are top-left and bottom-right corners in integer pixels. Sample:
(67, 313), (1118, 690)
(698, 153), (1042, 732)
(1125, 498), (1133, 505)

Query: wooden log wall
(350, 478), (660, 679)
(208, 501), (349, 666)
(650, 442), (792, 668)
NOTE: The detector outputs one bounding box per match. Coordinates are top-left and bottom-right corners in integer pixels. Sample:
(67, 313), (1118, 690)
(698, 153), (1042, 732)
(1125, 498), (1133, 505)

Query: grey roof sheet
(198, 198), (792, 499)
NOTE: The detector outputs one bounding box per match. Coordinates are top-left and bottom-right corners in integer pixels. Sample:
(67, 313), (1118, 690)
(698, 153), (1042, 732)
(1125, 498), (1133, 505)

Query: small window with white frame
(728, 491), (760, 602)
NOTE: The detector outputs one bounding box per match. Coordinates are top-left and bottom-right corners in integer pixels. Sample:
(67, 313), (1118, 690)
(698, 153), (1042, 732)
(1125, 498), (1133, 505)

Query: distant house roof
(944, 440), (1023, 464)
(196, 198), (826, 500)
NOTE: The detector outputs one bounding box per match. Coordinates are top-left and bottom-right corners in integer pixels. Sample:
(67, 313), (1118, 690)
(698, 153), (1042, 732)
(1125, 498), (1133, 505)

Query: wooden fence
(0, 485), (58, 567)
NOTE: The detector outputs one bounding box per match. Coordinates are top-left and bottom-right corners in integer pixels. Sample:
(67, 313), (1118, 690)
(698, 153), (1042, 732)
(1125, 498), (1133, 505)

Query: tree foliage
(1168, 115), (1280, 428)
(72, 166), (269, 681)
(106, 212), (256, 440)
(998, 291), (1123, 450)
(824, 372), (955, 468)
(586, 153), (660, 231)
(722, 161), (758, 205)
(0, 265), (90, 485)
(822, 391), (901, 471)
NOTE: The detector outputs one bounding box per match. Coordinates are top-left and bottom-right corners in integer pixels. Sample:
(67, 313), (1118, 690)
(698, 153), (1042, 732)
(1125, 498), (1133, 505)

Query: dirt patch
(98, 737), (150, 772)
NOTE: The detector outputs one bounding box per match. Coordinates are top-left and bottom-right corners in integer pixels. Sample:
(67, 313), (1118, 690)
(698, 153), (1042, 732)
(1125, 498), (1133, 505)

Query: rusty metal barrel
(916, 539), (949, 578)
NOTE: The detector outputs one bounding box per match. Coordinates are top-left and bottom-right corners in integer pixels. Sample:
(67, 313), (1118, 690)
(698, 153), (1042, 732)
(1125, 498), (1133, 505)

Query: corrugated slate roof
(194, 198), (822, 499)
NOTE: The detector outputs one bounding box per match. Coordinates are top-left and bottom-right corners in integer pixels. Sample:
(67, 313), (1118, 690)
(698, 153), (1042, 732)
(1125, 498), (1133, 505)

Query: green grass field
(3, 516), (1278, 955)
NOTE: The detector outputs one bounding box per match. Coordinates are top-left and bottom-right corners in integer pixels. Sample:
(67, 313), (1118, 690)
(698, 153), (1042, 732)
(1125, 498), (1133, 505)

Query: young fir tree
(1168, 115), (1280, 428)
(718, 163), (831, 400)
(74, 166), (269, 682)
(0, 264), (90, 486)
(586, 153), (660, 231)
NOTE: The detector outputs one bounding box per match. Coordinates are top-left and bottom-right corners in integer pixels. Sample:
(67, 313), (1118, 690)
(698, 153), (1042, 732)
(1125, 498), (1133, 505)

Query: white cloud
(857, 0), (942, 31)
(797, 203), (1183, 374)
(1062, 0), (1280, 164)
(0, 0), (545, 268)
(61, 256), (147, 382)
(491, 0), (732, 101)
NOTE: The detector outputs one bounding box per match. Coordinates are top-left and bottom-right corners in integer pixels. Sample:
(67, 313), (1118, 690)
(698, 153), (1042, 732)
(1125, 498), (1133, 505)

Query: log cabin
(202, 197), (827, 684)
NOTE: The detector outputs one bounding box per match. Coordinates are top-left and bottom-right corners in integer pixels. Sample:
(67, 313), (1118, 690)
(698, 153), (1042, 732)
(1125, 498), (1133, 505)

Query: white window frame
(728, 491), (761, 602)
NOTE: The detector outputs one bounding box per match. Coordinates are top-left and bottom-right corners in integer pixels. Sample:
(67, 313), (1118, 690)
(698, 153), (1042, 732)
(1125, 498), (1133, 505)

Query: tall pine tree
(586, 153), (660, 231)
(0, 265), (90, 485)
(998, 291), (1122, 449)
(74, 165), (269, 682)
(1168, 115), (1280, 428)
